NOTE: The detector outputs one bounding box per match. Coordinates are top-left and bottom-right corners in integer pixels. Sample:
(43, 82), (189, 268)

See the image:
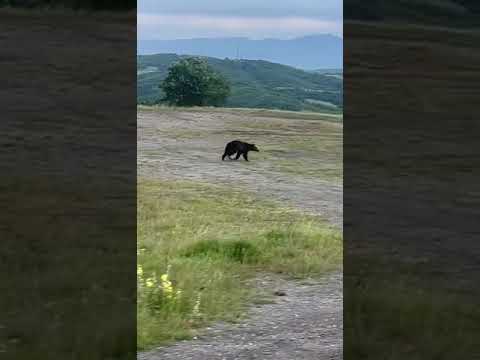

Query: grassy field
(344, 20), (480, 359)
(137, 180), (342, 349)
(1, 9), (136, 359)
(345, 259), (480, 360)
(137, 105), (343, 122)
(1, 177), (136, 359)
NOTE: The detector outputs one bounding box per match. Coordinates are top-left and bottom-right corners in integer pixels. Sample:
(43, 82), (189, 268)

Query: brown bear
(221, 140), (259, 161)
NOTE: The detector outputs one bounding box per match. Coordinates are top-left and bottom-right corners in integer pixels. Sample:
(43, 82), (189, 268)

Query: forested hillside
(138, 54), (343, 113)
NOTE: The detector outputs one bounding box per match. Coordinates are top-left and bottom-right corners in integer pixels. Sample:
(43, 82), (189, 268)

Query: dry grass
(137, 105), (343, 122)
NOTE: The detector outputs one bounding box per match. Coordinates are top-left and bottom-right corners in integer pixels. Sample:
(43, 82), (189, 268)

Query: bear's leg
(234, 152), (241, 160)
(226, 150), (235, 160)
(243, 153), (249, 161)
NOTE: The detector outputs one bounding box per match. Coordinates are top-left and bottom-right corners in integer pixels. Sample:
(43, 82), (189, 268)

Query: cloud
(138, 13), (343, 40)
(139, 0), (342, 20)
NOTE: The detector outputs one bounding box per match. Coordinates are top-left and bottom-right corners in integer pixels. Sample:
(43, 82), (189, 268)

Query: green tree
(160, 57), (230, 107)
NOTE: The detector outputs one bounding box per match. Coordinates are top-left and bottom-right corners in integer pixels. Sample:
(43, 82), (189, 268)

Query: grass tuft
(183, 239), (260, 264)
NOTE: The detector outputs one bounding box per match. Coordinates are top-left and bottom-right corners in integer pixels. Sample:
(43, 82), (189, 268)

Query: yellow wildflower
(145, 277), (155, 288)
(160, 273), (174, 298)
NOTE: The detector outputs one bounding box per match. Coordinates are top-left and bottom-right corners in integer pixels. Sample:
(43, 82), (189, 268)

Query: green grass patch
(346, 279), (480, 359)
(137, 179), (342, 349)
(1, 176), (135, 359)
(182, 239), (260, 264)
(345, 257), (480, 359)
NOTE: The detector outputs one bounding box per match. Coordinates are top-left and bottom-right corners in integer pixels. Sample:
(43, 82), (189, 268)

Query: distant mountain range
(137, 54), (342, 113)
(137, 35), (343, 70)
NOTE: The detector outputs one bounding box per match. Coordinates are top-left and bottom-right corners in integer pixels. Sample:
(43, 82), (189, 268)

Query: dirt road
(137, 108), (343, 360)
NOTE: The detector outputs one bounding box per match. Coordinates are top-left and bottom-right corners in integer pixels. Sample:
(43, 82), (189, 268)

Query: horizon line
(138, 33), (343, 41)
(136, 52), (344, 69)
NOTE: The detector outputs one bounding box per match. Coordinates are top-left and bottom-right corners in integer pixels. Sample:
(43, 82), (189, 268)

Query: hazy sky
(138, 0), (343, 40)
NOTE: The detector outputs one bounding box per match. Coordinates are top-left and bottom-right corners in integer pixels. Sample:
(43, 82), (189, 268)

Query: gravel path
(137, 108), (343, 360)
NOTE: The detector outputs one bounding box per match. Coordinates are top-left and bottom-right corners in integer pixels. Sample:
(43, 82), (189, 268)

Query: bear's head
(248, 143), (259, 152)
